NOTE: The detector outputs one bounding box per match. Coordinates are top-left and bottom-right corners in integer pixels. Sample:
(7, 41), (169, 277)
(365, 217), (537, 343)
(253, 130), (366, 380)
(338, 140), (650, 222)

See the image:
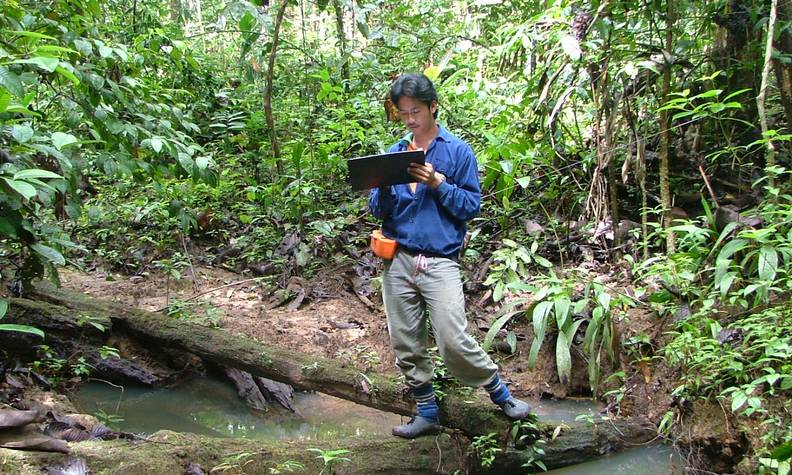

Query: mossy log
(0, 430), (468, 475)
(1, 281), (658, 469)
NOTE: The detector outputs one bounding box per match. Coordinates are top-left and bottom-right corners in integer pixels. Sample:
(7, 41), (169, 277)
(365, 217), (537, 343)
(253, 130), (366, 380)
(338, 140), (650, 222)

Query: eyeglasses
(398, 108), (425, 119)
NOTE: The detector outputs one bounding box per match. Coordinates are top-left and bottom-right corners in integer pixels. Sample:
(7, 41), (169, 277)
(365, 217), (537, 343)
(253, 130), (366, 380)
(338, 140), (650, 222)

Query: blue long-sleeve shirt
(369, 125), (481, 257)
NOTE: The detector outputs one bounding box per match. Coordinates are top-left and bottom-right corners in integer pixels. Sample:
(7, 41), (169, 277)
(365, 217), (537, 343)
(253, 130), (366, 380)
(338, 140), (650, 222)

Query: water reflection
(73, 377), (401, 440)
(545, 445), (682, 474)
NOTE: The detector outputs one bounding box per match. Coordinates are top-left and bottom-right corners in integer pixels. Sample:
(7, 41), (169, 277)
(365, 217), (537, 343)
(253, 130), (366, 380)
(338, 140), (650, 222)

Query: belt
(400, 247), (459, 262)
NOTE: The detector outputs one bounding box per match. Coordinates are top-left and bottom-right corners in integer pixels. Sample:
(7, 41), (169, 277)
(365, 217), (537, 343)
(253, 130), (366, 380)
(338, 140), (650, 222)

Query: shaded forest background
(1, 0), (791, 473)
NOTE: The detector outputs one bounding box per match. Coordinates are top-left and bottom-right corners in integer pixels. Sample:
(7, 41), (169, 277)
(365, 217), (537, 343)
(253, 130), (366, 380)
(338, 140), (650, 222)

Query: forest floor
(57, 263), (674, 423)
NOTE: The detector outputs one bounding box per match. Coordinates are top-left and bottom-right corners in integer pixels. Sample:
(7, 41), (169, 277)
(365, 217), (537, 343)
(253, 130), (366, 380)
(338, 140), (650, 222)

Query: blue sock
(484, 374), (512, 405)
(413, 383), (439, 422)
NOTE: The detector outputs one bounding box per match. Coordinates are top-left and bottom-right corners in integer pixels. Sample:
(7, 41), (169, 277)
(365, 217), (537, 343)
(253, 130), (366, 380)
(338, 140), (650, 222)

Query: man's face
(396, 96), (437, 137)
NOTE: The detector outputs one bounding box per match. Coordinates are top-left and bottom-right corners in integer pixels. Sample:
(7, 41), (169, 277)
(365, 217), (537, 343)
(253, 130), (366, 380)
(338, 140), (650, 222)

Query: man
(369, 73), (531, 439)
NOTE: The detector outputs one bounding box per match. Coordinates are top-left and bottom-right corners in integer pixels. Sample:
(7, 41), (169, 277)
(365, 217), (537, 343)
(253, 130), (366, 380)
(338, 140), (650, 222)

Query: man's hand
(408, 162), (446, 189)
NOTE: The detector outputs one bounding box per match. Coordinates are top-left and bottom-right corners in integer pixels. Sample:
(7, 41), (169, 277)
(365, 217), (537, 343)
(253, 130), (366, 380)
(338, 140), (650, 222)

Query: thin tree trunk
(264, 1), (288, 176)
(332, 0), (350, 91)
(775, 0), (792, 135)
(659, 0), (675, 253)
(757, 0), (778, 191)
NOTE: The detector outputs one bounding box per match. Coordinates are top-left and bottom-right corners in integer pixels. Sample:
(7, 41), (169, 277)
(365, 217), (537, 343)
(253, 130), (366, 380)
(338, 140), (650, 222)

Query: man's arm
(369, 186), (395, 219)
(432, 145), (481, 221)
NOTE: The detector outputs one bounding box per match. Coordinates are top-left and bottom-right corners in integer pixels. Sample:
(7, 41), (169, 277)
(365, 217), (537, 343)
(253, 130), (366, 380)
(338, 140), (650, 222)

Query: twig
(698, 165), (719, 208)
(86, 377), (125, 414)
(153, 277), (265, 312)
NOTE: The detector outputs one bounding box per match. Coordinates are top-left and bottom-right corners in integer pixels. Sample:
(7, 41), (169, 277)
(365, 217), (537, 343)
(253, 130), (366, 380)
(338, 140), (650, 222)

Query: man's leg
(421, 257), (531, 420)
(383, 251), (441, 438)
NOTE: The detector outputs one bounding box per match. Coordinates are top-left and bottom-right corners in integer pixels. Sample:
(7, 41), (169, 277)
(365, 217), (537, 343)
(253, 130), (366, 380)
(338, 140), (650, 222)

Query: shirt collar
(398, 124), (450, 147)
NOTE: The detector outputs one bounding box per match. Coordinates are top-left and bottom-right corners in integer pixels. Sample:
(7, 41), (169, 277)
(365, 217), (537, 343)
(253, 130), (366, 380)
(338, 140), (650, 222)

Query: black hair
(389, 73), (439, 119)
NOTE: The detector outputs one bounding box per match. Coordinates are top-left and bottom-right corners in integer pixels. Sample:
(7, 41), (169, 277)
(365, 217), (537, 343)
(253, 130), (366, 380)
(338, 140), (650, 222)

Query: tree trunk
(264, 1), (288, 176)
(332, 0), (350, 91)
(1, 430), (469, 474)
(757, 0), (779, 191)
(775, 0), (792, 135)
(0, 282), (657, 470)
(659, 0), (675, 253)
(712, 0), (763, 178)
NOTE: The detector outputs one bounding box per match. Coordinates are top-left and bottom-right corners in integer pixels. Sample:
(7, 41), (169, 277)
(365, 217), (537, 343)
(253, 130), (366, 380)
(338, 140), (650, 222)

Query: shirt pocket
(431, 157), (454, 184)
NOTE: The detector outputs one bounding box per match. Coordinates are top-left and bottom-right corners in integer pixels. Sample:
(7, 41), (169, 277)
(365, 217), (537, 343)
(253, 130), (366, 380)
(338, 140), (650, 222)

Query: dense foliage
(1, 0), (791, 472)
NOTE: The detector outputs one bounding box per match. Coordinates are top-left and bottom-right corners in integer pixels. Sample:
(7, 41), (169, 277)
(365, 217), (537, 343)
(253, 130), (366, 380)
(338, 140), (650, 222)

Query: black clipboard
(347, 150), (425, 191)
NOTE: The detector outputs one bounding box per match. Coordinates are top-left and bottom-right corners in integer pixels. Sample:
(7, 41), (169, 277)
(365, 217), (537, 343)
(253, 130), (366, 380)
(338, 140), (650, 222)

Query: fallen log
(0, 281), (657, 469)
(0, 430), (469, 475)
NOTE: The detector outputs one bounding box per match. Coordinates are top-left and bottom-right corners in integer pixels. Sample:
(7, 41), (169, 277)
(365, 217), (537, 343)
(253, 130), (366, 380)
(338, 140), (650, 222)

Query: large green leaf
(2, 178), (37, 199)
(2, 30), (57, 41)
(717, 238), (748, 262)
(14, 56), (60, 72)
(482, 307), (522, 352)
(54, 65), (80, 85)
(11, 124), (34, 143)
(0, 324), (45, 338)
(0, 66), (24, 97)
(758, 245), (778, 281)
(51, 132), (78, 150)
(31, 243), (66, 265)
(13, 169), (63, 180)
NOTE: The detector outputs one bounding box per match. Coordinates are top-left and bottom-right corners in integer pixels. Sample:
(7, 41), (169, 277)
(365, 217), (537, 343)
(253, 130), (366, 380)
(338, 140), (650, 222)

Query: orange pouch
(370, 229), (397, 260)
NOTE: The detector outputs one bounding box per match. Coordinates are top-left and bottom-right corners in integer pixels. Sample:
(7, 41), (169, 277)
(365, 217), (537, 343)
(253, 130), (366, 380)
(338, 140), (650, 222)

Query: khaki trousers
(382, 249), (498, 388)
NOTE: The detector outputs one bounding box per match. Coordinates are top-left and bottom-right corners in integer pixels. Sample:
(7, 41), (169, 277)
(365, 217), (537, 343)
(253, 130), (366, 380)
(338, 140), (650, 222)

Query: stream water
(73, 377), (681, 472)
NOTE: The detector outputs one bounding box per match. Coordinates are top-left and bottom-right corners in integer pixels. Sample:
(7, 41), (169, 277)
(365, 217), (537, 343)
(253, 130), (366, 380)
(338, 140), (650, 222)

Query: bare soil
(59, 265), (586, 400)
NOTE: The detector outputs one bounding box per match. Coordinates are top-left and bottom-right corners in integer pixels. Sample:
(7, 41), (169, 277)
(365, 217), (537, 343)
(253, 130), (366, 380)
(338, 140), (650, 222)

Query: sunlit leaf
(31, 243), (66, 265)
(14, 56), (60, 72)
(54, 65), (80, 85)
(51, 132), (78, 150)
(0, 324), (45, 338)
(0, 66), (24, 97)
(560, 35), (582, 61)
(2, 178), (37, 199)
(11, 124), (34, 143)
(14, 169), (63, 180)
(2, 30), (56, 41)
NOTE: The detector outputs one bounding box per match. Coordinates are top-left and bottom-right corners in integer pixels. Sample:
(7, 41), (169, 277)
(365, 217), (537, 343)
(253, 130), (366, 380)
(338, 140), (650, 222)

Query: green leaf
(2, 30), (57, 41)
(51, 132), (78, 150)
(31, 243), (66, 265)
(0, 92), (10, 112)
(758, 245), (778, 281)
(0, 66), (24, 97)
(717, 239), (748, 261)
(771, 441), (792, 461)
(2, 178), (37, 199)
(0, 299), (7, 318)
(35, 45), (79, 56)
(54, 65), (80, 85)
(424, 65), (442, 81)
(556, 331), (571, 385)
(14, 56), (60, 72)
(11, 124), (34, 143)
(356, 20), (370, 38)
(482, 308), (522, 352)
(149, 138), (164, 153)
(0, 324), (45, 339)
(317, 0), (330, 12)
(13, 169), (63, 180)
(731, 391), (747, 412)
